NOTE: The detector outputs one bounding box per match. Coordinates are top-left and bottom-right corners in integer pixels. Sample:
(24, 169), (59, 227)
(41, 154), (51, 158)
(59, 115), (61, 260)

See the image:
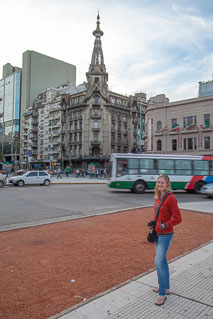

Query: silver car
(8, 171), (51, 187)
(200, 183), (213, 199)
(0, 173), (6, 188)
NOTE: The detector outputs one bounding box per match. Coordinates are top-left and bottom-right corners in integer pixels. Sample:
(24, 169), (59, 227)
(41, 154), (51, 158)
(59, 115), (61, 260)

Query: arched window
(94, 95), (99, 104)
(157, 140), (162, 151)
(93, 121), (99, 129)
(157, 120), (162, 131)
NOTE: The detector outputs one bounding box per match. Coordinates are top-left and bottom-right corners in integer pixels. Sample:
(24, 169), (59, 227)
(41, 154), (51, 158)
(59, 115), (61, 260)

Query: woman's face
(157, 177), (168, 194)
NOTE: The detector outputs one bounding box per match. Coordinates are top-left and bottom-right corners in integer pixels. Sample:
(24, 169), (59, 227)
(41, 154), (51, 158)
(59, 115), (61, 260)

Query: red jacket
(154, 194), (182, 235)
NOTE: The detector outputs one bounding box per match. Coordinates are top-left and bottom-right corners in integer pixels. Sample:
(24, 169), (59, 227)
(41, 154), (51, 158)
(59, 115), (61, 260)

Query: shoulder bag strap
(154, 191), (172, 227)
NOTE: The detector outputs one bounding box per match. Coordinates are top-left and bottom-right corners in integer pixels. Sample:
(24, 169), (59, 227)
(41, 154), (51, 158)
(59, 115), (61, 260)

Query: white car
(200, 183), (213, 199)
(8, 171), (51, 187)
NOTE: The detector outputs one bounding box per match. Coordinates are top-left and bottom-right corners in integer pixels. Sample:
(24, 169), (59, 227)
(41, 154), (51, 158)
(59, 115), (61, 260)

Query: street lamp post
(139, 100), (145, 154)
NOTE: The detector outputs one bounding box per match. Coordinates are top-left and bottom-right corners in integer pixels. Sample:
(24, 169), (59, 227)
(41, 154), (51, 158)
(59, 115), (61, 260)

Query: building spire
(86, 13), (108, 93)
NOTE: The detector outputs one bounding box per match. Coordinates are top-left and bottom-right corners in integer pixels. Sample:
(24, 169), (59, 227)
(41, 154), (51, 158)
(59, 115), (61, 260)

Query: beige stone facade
(145, 95), (213, 155)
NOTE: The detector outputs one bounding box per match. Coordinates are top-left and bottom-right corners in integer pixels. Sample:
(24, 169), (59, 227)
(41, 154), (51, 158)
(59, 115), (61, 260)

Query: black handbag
(147, 191), (172, 243)
(147, 227), (157, 243)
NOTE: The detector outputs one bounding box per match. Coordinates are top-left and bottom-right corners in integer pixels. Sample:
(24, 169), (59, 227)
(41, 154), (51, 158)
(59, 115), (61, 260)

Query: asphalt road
(0, 184), (210, 231)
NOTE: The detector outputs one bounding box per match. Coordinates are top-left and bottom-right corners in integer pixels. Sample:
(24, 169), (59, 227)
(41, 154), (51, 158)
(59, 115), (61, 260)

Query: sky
(1, 0), (213, 102)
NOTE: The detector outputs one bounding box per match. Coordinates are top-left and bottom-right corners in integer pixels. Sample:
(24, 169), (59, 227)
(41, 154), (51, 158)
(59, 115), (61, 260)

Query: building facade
(22, 15), (145, 169)
(0, 63), (22, 162)
(145, 94), (213, 155)
(20, 50), (77, 160)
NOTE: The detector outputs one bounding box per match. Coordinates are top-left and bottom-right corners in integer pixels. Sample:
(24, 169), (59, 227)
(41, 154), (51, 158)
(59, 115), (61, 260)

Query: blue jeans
(155, 234), (173, 296)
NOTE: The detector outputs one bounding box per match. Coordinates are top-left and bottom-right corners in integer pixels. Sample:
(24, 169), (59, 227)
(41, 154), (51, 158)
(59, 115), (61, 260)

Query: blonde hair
(154, 174), (171, 199)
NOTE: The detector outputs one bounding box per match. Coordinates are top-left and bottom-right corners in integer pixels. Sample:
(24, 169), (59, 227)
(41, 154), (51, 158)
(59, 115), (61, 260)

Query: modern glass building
(0, 64), (22, 162)
(198, 80), (213, 97)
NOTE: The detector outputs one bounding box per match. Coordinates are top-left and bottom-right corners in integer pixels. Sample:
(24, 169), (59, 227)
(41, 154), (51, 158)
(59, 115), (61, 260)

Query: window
(116, 158), (128, 177)
(184, 138), (187, 150)
(128, 159), (139, 174)
(188, 138), (193, 150)
(111, 97), (115, 104)
(183, 116), (197, 128)
(204, 114), (210, 127)
(210, 161), (213, 176)
(158, 159), (175, 175)
(95, 77), (99, 83)
(175, 160), (192, 175)
(26, 172), (38, 177)
(39, 172), (48, 176)
(157, 121), (162, 131)
(193, 161), (209, 175)
(93, 134), (98, 142)
(171, 119), (177, 129)
(94, 95), (99, 104)
(139, 158), (157, 175)
(157, 140), (162, 151)
(172, 139), (177, 151)
(194, 137), (197, 150)
(204, 136), (210, 149)
(93, 121), (99, 129)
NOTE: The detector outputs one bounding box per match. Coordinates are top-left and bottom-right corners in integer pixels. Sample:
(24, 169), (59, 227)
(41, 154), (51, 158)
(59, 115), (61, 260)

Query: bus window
(175, 160), (192, 175)
(128, 159), (139, 174)
(139, 158), (157, 175)
(158, 159), (175, 175)
(210, 161), (213, 176)
(116, 158), (128, 177)
(193, 161), (209, 175)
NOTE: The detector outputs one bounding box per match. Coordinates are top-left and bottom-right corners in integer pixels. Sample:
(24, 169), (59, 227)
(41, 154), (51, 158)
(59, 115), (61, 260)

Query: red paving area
(0, 207), (212, 319)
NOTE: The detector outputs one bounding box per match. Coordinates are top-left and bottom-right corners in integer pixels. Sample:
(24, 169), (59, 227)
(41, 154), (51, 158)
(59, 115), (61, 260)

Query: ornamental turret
(86, 13), (108, 95)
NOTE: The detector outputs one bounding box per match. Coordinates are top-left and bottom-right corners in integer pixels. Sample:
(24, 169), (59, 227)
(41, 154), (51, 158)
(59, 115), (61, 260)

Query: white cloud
(1, 0), (213, 102)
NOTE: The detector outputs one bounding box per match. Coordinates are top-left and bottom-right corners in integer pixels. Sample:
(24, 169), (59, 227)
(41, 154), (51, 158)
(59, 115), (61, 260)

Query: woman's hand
(147, 220), (156, 228)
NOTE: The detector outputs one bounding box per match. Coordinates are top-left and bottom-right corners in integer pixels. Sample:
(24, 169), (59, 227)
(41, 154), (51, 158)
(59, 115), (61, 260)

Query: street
(0, 183), (211, 231)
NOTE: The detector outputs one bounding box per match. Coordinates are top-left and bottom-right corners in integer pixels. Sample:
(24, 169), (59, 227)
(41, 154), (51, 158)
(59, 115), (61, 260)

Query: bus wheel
(194, 181), (205, 194)
(133, 181), (146, 194)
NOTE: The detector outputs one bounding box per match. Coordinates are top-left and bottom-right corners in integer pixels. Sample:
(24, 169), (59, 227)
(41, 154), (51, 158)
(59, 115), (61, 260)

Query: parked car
(200, 183), (213, 199)
(8, 171), (51, 187)
(0, 173), (7, 188)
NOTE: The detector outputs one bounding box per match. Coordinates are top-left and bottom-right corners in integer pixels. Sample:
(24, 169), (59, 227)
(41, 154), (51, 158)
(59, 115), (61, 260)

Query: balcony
(155, 130), (163, 136)
(52, 122), (61, 128)
(90, 141), (101, 145)
(181, 127), (198, 134)
(91, 114), (101, 119)
(52, 131), (60, 137)
(92, 128), (100, 132)
(32, 113), (38, 118)
(200, 125), (213, 132)
(53, 141), (60, 146)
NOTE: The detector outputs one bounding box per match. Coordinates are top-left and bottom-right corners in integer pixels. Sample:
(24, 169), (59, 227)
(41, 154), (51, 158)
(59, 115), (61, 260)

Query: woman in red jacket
(149, 174), (182, 306)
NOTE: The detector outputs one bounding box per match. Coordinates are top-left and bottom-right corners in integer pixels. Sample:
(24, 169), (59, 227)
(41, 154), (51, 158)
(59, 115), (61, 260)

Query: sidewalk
(50, 241), (213, 319)
(51, 175), (108, 184)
